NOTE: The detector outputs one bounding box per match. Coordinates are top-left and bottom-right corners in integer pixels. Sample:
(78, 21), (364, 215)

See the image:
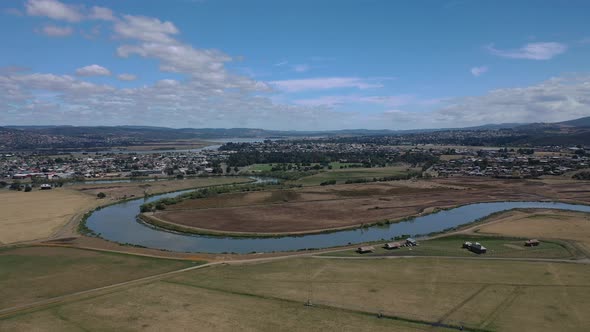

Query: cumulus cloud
(75, 64), (111, 76)
(25, 0), (83, 22)
(117, 73), (137, 81)
(270, 77), (383, 92)
(114, 15), (179, 43)
(470, 66), (488, 77)
(434, 76), (590, 126)
(10, 1), (588, 130)
(487, 42), (567, 60)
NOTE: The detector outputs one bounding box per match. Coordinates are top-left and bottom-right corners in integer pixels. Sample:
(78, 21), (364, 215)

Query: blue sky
(1, 0), (589, 129)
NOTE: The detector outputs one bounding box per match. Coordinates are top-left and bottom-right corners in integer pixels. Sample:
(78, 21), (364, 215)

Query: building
(525, 239), (540, 247)
(356, 246), (375, 254)
(463, 241), (487, 254)
(40, 184), (52, 190)
(384, 242), (402, 249)
(405, 238), (417, 246)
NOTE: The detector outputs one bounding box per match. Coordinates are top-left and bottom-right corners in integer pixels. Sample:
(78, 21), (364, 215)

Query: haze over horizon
(1, 0), (590, 130)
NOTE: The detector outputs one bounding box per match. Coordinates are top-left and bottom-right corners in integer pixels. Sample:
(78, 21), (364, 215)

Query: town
(1, 137), (588, 188)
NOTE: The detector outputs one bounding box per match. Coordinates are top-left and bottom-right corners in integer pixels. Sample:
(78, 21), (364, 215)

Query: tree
(97, 192), (106, 199)
(9, 181), (21, 191)
(24, 185), (32, 192)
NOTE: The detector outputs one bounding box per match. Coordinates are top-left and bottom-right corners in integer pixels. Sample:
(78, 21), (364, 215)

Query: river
(85, 188), (590, 253)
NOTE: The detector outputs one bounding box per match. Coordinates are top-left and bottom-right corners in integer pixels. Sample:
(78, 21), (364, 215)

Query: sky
(1, 0), (590, 130)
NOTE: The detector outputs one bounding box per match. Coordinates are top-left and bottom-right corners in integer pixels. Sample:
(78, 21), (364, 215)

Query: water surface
(86, 190), (590, 253)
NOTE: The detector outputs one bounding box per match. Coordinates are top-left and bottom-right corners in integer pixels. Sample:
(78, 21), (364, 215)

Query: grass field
(294, 165), (419, 186)
(0, 246), (199, 310)
(0, 189), (98, 245)
(6, 255), (590, 331)
(470, 209), (590, 256)
(0, 280), (452, 332)
(71, 176), (252, 199)
(168, 257), (590, 331)
(0, 177), (253, 245)
(321, 235), (573, 259)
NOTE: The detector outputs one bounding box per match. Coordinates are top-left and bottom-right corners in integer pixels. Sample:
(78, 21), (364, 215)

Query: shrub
(97, 192), (106, 199)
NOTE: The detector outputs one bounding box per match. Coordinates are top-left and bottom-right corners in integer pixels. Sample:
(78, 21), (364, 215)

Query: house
(405, 238), (417, 246)
(356, 246), (375, 254)
(384, 242), (402, 249)
(40, 184), (52, 190)
(525, 239), (540, 247)
(463, 242), (487, 254)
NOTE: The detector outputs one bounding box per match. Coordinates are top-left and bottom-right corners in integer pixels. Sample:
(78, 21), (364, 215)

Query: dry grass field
(0, 246), (197, 310)
(0, 189), (98, 245)
(0, 280), (452, 332)
(153, 177), (590, 235)
(71, 176), (252, 199)
(168, 257), (590, 331)
(3, 255), (589, 331)
(469, 209), (590, 255)
(0, 177), (252, 245)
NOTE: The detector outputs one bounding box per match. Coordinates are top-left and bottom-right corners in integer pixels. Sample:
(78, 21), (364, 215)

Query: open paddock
(4, 256), (590, 331)
(71, 176), (252, 199)
(0, 189), (98, 244)
(0, 246), (197, 310)
(467, 209), (590, 256)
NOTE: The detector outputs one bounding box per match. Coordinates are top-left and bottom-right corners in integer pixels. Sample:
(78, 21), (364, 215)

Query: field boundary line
(160, 279), (491, 332)
(0, 262), (218, 320)
(478, 286), (523, 330)
(437, 285), (489, 324)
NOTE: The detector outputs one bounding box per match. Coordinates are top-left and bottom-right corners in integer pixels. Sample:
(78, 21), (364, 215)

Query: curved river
(86, 189), (590, 254)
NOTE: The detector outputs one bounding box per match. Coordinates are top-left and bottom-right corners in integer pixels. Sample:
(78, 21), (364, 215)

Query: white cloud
(487, 42), (567, 60)
(39, 24), (73, 37)
(89, 6), (115, 21)
(470, 66), (488, 77)
(25, 0), (83, 22)
(117, 73), (137, 81)
(270, 77), (383, 92)
(114, 15), (179, 43)
(434, 76), (590, 126)
(75, 64), (111, 77)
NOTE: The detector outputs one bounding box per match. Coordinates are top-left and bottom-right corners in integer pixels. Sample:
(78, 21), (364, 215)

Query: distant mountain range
(2, 116), (589, 150)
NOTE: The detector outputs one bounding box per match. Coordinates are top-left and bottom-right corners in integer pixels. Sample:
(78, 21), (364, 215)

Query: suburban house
(525, 239), (540, 247)
(405, 238), (418, 246)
